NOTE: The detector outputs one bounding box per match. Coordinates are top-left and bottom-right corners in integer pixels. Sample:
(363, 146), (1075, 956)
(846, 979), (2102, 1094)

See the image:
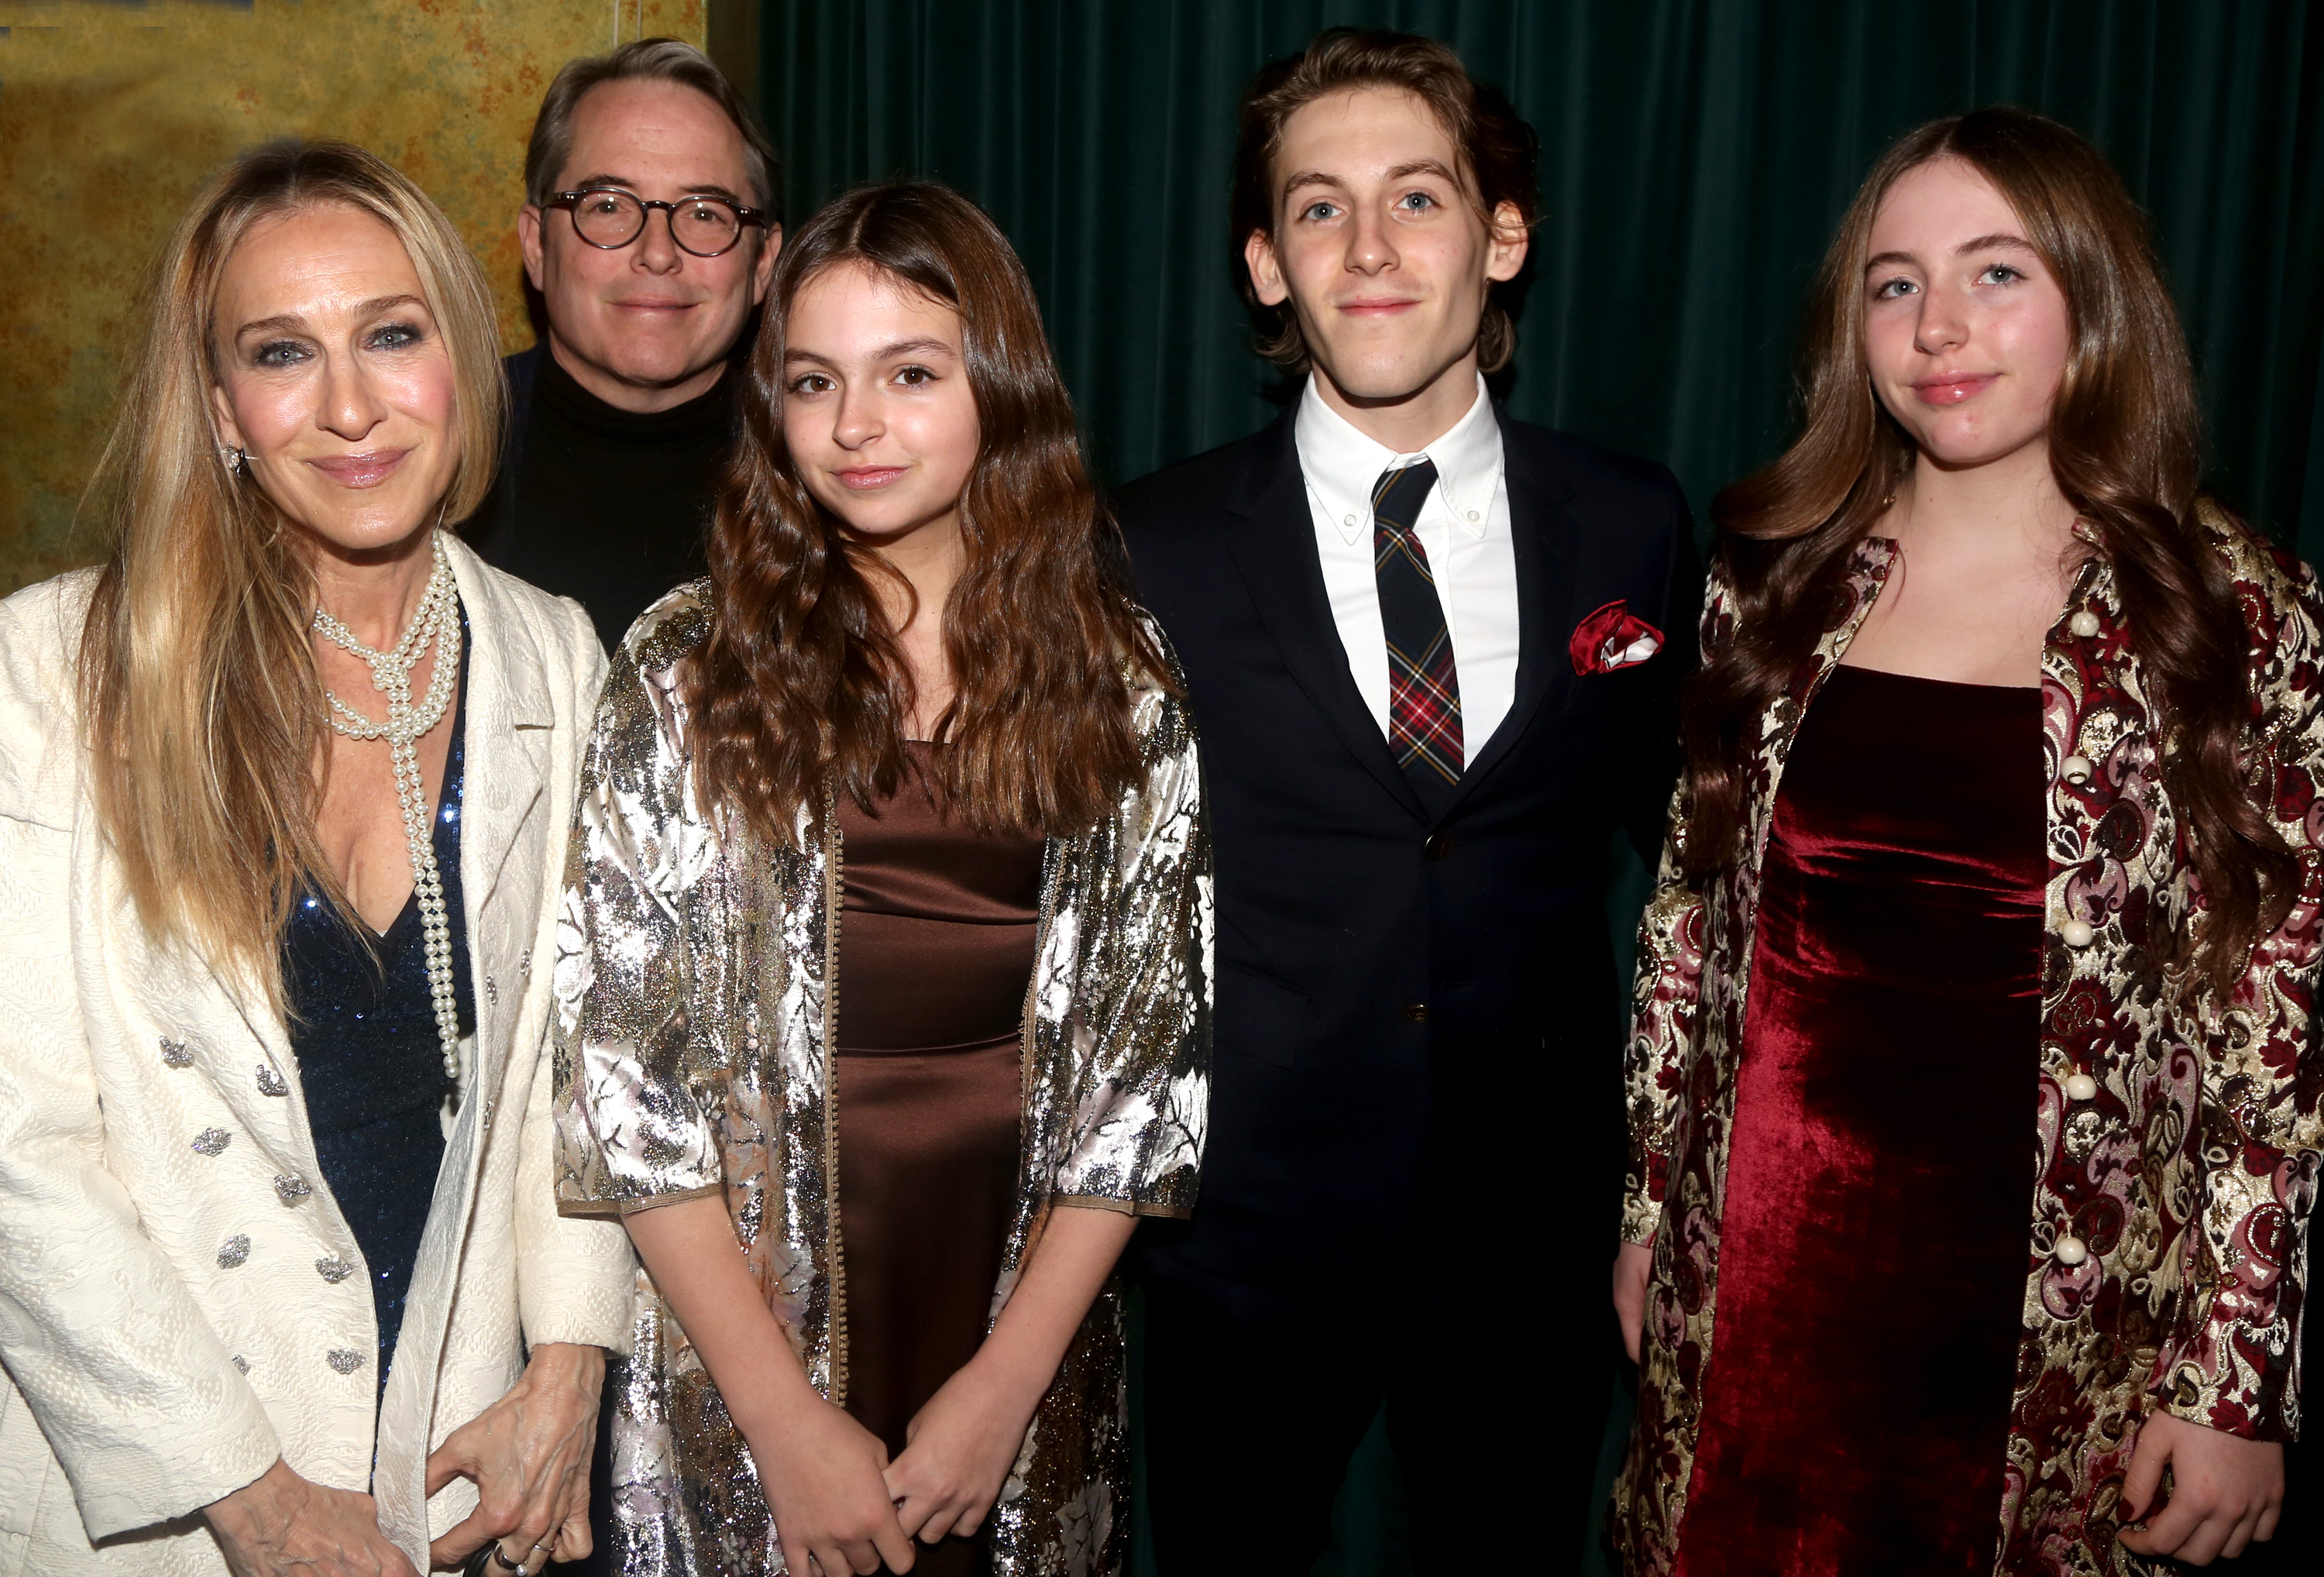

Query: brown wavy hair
(686, 180), (1166, 844)
(1683, 106), (2292, 995)
(79, 139), (504, 1008)
(1232, 27), (1538, 374)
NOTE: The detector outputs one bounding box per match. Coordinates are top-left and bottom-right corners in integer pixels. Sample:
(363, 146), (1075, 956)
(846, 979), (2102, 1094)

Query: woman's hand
(424, 1342), (607, 1572)
(884, 1356), (1040, 1543)
(742, 1393), (916, 1577)
(2117, 1409), (2284, 1565)
(1613, 1239), (1653, 1364)
(205, 1456), (419, 1576)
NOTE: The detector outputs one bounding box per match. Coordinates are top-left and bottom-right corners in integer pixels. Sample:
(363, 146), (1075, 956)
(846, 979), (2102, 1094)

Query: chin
(1315, 345), (1462, 404)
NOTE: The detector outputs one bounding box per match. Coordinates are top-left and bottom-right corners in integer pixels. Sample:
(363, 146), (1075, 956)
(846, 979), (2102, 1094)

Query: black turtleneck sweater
(474, 347), (734, 653)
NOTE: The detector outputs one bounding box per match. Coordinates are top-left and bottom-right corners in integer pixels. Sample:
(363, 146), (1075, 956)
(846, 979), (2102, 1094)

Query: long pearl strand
(312, 531), (463, 1082)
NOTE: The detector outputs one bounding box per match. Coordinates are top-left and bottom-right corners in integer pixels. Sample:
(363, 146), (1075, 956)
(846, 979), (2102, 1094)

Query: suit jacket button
(1403, 1002), (1429, 1023)
(1423, 833), (1454, 861)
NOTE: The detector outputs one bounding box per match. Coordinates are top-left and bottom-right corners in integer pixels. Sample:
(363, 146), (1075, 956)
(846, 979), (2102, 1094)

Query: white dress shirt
(1296, 372), (1522, 759)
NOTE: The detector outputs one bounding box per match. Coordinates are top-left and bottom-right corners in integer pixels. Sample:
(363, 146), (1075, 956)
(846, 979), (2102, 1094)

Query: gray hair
(523, 37), (781, 215)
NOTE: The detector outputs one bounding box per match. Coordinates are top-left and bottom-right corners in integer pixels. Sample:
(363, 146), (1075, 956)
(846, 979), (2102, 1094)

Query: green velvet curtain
(759, 0), (2324, 554)
(753, 5), (2324, 1573)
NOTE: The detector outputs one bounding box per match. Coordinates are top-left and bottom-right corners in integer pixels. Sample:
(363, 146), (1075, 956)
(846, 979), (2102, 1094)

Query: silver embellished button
(2064, 1072), (2099, 1102)
(160, 1037), (194, 1069)
(2069, 610), (2102, 638)
(2054, 1234), (2090, 1266)
(273, 1173), (312, 1205)
(2060, 755), (2094, 784)
(191, 1128), (231, 1156)
(315, 1254), (355, 1284)
(231, 1355), (249, 1374)
(519, 950), (532, 981)
(2059, 919), (2096, 948)
(255, 1063), (288, 1097)
(217, 1235), (251, 1269)
(325, 1349), (365, 1375)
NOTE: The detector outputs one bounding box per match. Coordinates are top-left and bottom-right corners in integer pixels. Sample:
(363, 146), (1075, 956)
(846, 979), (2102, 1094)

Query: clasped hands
(749, 1354), (1038, 1577)
(205, 1342), (604, 1577)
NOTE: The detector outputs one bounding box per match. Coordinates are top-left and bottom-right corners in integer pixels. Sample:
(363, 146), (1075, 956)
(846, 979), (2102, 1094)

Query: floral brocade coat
(552, 586), (1212, 1577)
(1616, 513), (2323, 1576)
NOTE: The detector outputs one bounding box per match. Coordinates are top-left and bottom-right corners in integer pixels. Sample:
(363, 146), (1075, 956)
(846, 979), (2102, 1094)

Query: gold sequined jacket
(553, 586), (1212, 1577)
(1616, 514), (2323, 1576)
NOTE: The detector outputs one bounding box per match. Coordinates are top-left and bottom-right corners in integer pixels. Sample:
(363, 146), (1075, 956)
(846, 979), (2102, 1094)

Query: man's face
(519, 77), (781, 413)
(1245, 86), (1527, 407)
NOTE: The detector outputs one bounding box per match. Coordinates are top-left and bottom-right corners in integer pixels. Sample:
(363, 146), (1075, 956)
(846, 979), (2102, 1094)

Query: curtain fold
(762, 0), (2324, 553)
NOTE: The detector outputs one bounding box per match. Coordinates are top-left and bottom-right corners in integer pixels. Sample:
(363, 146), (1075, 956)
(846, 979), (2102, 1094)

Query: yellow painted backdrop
(0, 0), (708, 593)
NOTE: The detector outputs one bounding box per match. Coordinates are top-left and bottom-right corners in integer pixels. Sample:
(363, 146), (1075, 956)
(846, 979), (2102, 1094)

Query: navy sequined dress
(281, 623), (477, 1399)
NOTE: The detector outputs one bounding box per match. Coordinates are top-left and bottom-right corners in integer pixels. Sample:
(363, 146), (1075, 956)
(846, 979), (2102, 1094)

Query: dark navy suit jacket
(1116, 401), (1699, 1296)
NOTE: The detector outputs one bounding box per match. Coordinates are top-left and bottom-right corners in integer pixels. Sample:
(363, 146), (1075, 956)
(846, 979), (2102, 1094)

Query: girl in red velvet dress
(1611, 108), (2319, 1575)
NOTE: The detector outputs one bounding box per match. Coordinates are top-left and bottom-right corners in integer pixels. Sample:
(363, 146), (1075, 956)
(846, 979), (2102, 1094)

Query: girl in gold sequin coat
(552, 183), (1210, 1577)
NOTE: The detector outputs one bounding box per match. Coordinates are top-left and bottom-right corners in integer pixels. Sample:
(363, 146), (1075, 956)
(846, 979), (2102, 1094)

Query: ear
(1244, 228), (1290, 308)
(210, 380), (246, 454)
(751, 223), (782, 306)
(519, 205), (547, 293)
(1485, 199), (1530, 283)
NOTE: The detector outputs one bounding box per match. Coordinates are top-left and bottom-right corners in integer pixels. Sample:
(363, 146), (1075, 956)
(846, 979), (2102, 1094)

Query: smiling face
(780, 262), (981, 553)
(520, 77), (781, 413)
(210, 203), (461, 562)
(1246, 84), (1526, 421)
(1862, 157), (2074, 471)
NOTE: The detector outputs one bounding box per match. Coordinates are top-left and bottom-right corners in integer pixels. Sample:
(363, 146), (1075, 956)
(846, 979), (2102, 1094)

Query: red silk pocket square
(1569, 600), (1664, 675)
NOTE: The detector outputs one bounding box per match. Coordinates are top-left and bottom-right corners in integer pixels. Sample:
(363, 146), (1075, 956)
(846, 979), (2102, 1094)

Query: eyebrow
(232, 294), (426, 338)
(566, 173), (747, 203)
(1864, 233), (2040, 273)
(783, 336), (958, 366)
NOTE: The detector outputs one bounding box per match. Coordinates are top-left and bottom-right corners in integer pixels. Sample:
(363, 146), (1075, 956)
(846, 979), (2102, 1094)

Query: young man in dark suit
(1115, 29), (1698, 1574)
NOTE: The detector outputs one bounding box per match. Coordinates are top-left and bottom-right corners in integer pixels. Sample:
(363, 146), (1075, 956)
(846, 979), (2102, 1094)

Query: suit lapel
(1222, 409), (1428, 821)
(1439, 409), (1580, 816)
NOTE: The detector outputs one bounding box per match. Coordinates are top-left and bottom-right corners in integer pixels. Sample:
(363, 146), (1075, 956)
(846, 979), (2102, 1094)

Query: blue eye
(1874, 277), (1918, 300)
(1301, 201), (1340, 222)
(368, 321), (425, 351)
(1397, 191), (1437, 212)
(1978, 263), (2024, 286)
(252, 339), (309, 369)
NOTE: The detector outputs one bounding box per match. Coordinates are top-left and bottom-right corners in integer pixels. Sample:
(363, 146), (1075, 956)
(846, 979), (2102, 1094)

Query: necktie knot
(1370, 458), (1439, 537)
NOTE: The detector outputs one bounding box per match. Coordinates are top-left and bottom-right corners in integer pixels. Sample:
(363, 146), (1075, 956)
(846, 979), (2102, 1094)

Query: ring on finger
(490, 1547), (531, 1577)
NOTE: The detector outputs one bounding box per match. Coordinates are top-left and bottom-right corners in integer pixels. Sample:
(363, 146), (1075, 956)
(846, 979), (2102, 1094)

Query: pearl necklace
(312, 532), (462, 1082)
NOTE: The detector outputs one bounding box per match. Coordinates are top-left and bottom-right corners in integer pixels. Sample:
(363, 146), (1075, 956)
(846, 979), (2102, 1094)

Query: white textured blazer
(0, 537), (637, 1575)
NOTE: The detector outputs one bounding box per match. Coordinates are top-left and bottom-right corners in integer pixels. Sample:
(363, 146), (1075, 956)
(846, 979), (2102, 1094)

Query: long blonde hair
(77, 139), (504, 1005)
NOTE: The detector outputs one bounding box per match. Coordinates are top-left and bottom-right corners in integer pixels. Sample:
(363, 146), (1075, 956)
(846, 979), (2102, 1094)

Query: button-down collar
(1296, 372), (1501, 546)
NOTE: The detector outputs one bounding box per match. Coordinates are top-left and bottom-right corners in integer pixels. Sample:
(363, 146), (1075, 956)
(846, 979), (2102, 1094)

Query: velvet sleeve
(2153, 557), (2324, 1441)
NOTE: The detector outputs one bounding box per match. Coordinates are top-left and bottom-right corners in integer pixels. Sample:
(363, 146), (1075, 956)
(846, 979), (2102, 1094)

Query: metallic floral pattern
(555, 586), (1212, 1577)
(1617, 511), (2324, 1576)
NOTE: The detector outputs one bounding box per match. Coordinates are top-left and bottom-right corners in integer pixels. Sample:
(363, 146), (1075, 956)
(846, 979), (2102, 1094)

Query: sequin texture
(553, 586), (1212, 1577)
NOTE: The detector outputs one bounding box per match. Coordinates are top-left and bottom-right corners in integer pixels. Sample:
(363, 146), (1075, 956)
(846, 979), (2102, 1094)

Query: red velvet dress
(1673, 665), (2041, 1575)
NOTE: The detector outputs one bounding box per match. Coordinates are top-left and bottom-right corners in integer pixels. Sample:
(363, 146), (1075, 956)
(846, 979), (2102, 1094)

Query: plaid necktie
(1372, 459), (1463, 800)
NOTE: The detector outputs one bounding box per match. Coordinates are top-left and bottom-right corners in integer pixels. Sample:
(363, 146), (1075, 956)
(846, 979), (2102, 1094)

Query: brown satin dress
(834, 743), (1045, 1577)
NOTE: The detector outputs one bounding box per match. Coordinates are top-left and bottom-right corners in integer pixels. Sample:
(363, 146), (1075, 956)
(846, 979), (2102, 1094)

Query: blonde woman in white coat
(0, 142), (634, 1577)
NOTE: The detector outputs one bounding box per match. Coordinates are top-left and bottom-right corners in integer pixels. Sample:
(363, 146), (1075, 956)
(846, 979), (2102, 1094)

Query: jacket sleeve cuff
(67, 1375), (279, 1542)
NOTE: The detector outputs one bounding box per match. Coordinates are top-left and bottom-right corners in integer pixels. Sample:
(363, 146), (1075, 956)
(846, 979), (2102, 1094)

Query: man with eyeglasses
(471, 36), (782, 653)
